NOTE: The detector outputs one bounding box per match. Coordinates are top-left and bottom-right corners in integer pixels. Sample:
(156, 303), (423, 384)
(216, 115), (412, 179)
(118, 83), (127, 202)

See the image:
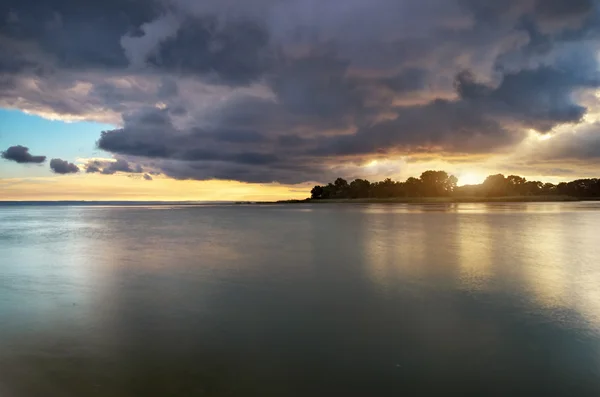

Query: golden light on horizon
(458, 173), (486, 186)
(0, 174), (310, 202)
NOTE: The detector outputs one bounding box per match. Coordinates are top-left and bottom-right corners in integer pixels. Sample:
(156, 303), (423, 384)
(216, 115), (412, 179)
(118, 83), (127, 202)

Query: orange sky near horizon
(1, 167), (582, 201)
(0, 174), (312, 201)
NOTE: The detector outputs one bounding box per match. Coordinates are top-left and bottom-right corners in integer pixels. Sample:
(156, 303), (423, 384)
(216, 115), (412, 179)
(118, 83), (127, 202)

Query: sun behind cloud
(458, 173), (486, 186)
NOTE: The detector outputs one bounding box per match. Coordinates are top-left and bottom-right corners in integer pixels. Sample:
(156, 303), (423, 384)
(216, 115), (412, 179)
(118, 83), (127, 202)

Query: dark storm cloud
(379, 68), (429, 94)
(49, 158), (79, 174)
(157, 77), (178, 99)
(96, 103), (329, 182)
(269, 55), (364, 118)
(0, 0), (161, 70)
(459, 0), (594, 30)
(1, 145), (46, 163)
(157, 158), (324, 184)
(146, 16), (271, 85)
(455, 66), (599, 131)
(316, 99), (515, 157)
(89, 82), (151, 113)
(534, 0), (594, 21)
(99, 120), (281, 165)
(320, 62), (600, 157)
(97, 54), (598, 181)
(97, 108), (176, 158)
(2, 0), (600, 183)
(0, 1), (270, 86)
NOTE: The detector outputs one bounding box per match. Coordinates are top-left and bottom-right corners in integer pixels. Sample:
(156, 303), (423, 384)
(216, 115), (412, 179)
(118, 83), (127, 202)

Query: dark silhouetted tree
(404, 177), (422, 197)
(419, 170), (458, 196)
(308, 172), (600, 200)
(482, 174), (507, 196)
(349, 179), (371, 198)
(311, 185), (325, 199)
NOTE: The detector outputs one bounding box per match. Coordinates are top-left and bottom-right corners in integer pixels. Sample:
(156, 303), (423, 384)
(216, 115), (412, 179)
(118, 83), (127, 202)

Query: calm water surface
(1, 203), (600, 396)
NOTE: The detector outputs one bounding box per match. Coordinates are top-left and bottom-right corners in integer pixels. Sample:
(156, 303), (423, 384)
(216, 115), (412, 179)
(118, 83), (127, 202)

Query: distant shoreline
(0, 201), (235, 206)
(272, 195), (583, 204)
(2, 196), (598, 206)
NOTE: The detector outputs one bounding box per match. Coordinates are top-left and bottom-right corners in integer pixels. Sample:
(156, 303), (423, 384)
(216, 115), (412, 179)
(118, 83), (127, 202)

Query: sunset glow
(2, 1), (600, 395)
(458, 173), (486, 186)
(1, 0), (600, 201)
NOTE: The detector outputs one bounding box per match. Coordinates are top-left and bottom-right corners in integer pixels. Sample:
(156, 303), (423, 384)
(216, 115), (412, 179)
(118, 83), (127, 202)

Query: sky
(2, 0), (600, 200)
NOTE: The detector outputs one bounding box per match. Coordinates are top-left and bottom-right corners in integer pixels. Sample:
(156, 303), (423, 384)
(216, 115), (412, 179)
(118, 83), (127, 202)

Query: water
(1, 203), (600, 396)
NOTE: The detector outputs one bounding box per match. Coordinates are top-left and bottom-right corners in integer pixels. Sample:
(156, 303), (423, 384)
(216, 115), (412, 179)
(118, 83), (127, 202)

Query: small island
(279, 171), (600, 203)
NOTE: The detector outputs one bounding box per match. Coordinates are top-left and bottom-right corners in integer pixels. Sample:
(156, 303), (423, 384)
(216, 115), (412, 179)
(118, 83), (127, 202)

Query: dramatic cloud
(84, 158), (144, 175)
(1, 145), (46, 163)
(532, 122), (600, 163)
(2, 0), (600, 183)
(50, 158), (79, 174)
(146, 16), (271, 85)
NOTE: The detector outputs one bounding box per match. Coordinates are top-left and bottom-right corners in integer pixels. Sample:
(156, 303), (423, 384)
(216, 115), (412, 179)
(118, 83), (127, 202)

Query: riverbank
(272, 195), (580, 204)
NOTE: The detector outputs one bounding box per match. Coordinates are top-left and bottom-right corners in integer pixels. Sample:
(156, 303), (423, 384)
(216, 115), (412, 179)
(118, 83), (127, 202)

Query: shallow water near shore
(1, 202), (600, 396)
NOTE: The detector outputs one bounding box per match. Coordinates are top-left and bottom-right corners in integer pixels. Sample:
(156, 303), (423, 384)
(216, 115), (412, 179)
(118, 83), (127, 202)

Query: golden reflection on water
(457, 214), (493, 292)
(363, 210), (427, 291)
(3, 203), (600, 396)
(507, 210), (600, 329)
(566, 216), (600, 328)
(521, 216), (570, 310)
(4, 203), (600, 333)
(359, 203), (600, 330)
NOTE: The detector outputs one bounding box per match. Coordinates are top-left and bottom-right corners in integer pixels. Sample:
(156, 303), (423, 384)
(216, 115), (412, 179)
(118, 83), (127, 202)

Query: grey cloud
(215, 129), (267, 144)
(0, 0), (595, 79)
(157, 158), (323, 184)
(202, 94), (347, 136)
(317, 63), (600, 158)
(95, 56), (596, 183)
(84, 158), (145, 175)
(534, 0), (594, 23)
(490, 68), (592, 131)
(456, 66), (599, 131)
(2, 0), (600, 184)
(316, 98), (517, 157)
(0, 0), (162, 70)
(120, 13), (180, 69)
(89, 81), (152, 113)
(454, 70), (493, 99)
(86, 162), (102, 173)
(534, 122), (600, 162)
(379, 68), (429, 94)
(101, 159), (137, 174)
(157, 77), (178, 98)
(96, 104), (325, 182)
(270, 55), (363, 118)
(50, 158), (79, 174)
(98, 108), (175, 158)
(1, 145), (46, 163)
(147, 16), (271, 85)
(100, 124), (281, 165)
(459, 0), (594, 31)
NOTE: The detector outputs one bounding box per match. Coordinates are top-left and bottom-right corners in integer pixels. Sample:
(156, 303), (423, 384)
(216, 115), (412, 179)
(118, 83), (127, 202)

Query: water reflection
(1, 203), (600, 396)
(457, 214), (493, 292)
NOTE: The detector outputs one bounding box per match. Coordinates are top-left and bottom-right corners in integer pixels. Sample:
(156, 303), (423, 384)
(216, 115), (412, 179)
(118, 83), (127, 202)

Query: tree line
(310, 171), (600, 199)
